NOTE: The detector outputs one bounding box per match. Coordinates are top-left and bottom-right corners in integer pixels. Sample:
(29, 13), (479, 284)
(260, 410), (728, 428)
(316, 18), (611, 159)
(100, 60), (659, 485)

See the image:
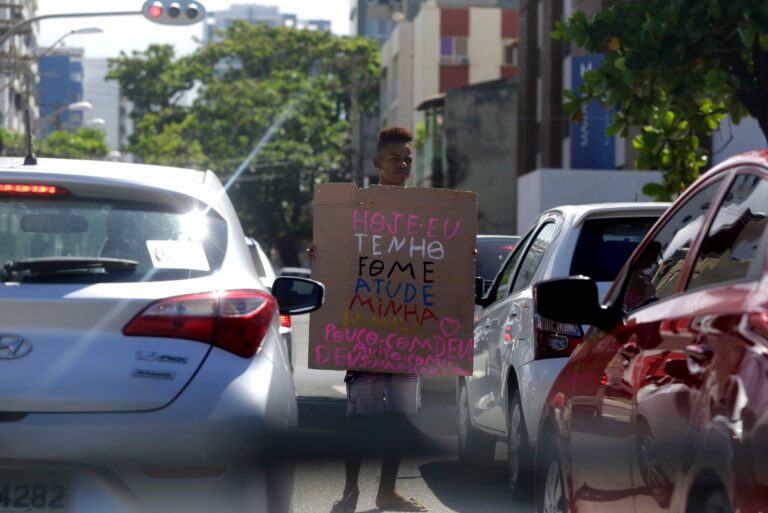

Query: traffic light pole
(0, 11), (141, 50)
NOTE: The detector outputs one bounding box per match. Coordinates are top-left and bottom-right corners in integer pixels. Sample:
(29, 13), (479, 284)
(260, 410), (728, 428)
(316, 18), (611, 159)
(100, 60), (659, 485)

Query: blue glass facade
(38, 54), (85, 137)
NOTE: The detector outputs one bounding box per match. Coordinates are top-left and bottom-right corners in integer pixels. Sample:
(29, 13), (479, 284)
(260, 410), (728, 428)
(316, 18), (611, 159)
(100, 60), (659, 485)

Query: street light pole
(0, 11), (140, 51)
(36, 27), (104, 59)
(46, 101), (92, 132)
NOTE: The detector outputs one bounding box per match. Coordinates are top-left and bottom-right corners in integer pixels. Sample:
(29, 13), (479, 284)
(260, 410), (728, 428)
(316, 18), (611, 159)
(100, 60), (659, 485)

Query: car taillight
(280, 314), (291, 328)
(0, 183), (68, 196)
(534, 313), (583, 360)
(123, 290), (277, 358)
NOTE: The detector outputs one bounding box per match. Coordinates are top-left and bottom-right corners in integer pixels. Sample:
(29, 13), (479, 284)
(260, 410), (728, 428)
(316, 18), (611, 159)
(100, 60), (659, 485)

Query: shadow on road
(290, 396), (452, 461)
(419, 460), (532, 513)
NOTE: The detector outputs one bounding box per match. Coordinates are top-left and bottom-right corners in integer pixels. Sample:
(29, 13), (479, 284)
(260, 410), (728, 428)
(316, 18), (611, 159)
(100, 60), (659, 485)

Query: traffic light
(142, 0), (206, 25)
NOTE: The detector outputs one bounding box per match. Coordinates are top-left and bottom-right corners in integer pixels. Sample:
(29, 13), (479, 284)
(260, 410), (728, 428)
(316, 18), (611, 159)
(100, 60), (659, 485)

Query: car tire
(507, 389), (532, 496)
(636, 422), (672, 507)
(695, 488), (732, 513)
(457, 383), (495, 465)
(537, 439), (568, 513)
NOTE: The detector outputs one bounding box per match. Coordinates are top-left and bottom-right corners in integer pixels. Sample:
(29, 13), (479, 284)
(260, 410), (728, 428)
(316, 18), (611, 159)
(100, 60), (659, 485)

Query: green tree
(555, 0), (768, 199)
(0, 128), (25, 156)
(107, 24), (379, 265)
(37, 127), (109, 160)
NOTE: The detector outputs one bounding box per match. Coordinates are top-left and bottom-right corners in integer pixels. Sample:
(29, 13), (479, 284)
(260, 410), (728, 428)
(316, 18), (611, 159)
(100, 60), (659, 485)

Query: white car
(246, 237), (294, 369)
(246, 237), (278, 289)
(459, 202), (668, 495)
(0, 158), (323, 513)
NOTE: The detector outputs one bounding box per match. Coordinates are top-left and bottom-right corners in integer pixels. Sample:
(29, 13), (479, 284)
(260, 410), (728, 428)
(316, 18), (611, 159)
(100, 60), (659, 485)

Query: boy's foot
(331, 489), (359, 513)
(375, 493), (427, 512)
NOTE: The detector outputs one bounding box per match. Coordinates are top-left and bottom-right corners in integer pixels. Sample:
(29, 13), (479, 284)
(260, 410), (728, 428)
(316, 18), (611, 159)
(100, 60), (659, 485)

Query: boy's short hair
(377, 126), (413, 151)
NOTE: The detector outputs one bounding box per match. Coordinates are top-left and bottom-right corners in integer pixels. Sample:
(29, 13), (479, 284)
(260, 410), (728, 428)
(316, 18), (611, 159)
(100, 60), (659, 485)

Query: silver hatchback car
(0, 158), (323, 513)
(460, 202), (668, 496)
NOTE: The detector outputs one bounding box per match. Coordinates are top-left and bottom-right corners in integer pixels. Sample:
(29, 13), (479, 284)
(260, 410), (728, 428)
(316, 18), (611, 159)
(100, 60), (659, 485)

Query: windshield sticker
(146, 240), (210, 271)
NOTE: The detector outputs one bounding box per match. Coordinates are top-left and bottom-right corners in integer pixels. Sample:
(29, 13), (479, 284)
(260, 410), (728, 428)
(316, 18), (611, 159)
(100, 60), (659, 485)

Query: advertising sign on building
(571, 54), (615, 169)
(309, 184), (477, 376)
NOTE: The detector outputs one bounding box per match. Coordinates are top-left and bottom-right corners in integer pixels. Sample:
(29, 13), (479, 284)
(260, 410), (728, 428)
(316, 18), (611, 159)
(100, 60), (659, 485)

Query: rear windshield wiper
(2, 257), (138, 282)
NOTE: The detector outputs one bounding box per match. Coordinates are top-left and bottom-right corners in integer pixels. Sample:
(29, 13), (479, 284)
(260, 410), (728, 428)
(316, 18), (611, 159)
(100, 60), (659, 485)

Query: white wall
(468, 8), (502, 84)
(712, 116), (766, 165)
(413, 2), (440, 111)
(1, 0), (39, 133)
(380, 21), (415, 130)
(516, 168), (664, 233)
(83, 59), (120, 150)
(398, 21), (415, 130)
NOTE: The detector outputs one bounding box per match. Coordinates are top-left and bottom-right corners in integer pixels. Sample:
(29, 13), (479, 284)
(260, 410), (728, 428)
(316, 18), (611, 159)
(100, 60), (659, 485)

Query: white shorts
(345, 372), (421, 416)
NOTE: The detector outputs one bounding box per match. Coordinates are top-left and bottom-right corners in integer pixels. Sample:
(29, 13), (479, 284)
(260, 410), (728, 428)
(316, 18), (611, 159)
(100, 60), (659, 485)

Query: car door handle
(619, 342), (640, 367)
(508, 304), (520, 319)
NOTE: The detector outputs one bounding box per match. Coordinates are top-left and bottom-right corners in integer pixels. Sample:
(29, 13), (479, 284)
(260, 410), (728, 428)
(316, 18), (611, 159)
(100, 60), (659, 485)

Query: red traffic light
(142, 0), (205, 25)
(148, 1), (163, 17)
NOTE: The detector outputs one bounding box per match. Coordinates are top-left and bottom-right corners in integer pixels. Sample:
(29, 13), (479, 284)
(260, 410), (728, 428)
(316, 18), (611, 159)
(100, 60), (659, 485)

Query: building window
(440, 36), (468, 65)
(503, 38), (519, 66)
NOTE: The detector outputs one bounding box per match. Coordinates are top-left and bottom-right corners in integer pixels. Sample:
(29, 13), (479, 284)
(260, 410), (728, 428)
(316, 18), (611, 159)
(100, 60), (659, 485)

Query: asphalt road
(290, 314), (533, 513)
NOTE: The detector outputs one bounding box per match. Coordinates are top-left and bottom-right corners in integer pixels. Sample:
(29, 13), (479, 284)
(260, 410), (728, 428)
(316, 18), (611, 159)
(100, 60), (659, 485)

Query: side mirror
(534, 276), (618, 331)
(272, 276), (324, 315)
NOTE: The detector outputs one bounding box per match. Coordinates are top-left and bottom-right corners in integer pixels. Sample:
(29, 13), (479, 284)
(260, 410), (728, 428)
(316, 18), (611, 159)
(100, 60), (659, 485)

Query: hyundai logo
(0, 335), (32, 359)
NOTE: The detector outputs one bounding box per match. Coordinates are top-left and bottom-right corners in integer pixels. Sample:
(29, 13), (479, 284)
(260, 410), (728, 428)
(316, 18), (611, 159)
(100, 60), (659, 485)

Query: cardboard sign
(309, 184), (477, 376)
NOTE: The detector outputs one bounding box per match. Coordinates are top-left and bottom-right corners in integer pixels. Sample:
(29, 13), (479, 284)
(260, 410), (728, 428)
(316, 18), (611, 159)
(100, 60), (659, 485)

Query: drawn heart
(440, 317), (461, 337)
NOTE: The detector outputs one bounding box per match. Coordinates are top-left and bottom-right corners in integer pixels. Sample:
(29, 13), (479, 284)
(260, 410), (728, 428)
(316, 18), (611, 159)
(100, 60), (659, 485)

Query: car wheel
(636, 423), (672, 507)
(538, 442), (568, 513)
(695, 488), (732, 513)
(507, 390), (532, 496)
(457, 383), (495, 465)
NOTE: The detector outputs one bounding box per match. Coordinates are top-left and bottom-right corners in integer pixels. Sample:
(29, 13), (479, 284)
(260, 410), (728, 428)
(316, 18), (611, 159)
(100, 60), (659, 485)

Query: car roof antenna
(22, 108), (37, 166)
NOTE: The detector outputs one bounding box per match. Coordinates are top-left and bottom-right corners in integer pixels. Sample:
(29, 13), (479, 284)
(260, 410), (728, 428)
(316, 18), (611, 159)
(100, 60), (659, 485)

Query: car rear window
(570, 217), (658, 282)
(475, 237), (519, 281)
(0, 197), (228, 283)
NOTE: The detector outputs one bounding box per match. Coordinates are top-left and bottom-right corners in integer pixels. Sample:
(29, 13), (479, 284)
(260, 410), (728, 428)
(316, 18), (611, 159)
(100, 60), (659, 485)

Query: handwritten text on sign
(309, 185), (477, 376)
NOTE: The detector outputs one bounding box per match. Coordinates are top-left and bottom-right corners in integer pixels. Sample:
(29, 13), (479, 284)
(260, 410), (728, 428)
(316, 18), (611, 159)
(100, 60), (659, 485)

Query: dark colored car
(533, 150), (768, 513)
(279, 266), (312, 279)
(476, 235), (521, 293)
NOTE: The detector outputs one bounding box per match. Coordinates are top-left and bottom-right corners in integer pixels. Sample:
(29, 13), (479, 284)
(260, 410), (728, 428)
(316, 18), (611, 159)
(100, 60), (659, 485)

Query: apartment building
(83, 58), (132, 153)
(204, 3), (331, 43)
(38, 47), (84, 138)
(0, 0), (39, 133)
(514, 0), (666, 232)
(381, 1), (519, 129)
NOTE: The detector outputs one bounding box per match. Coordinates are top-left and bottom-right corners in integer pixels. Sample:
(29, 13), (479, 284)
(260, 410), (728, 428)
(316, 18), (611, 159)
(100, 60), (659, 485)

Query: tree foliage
(107, 24), (379, 265)
(0, 128), (25, 156)
(555, 0), (768, 199)
(0, 127), (108, 160)
(37, 127), (109, 160)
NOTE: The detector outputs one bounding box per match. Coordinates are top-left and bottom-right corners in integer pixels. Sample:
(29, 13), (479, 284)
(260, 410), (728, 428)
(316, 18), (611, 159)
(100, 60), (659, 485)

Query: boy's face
(373, 142), (413, 186)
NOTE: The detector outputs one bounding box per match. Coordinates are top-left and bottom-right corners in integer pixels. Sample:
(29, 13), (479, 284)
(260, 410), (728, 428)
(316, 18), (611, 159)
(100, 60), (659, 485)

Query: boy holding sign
(311, 127), (476, 512)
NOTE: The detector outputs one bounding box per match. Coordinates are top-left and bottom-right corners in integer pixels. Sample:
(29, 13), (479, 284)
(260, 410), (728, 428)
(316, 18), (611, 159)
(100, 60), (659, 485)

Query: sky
(36, 0), (351, 59)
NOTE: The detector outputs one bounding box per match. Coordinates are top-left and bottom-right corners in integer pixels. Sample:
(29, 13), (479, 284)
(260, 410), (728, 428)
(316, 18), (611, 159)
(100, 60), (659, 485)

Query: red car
(532, 150), (768, 513)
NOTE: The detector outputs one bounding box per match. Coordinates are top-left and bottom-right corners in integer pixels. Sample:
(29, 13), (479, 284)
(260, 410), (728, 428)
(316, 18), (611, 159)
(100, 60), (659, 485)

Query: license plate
(0, 471), (69, 512)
